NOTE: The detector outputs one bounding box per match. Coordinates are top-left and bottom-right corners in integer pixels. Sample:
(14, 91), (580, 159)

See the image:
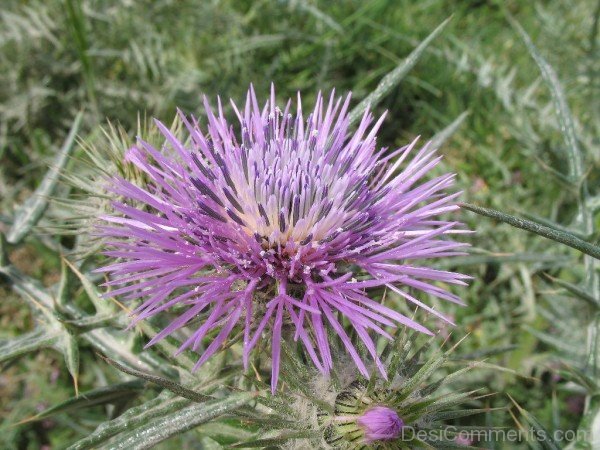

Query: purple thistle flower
(357, 406), (404, 442)
(97, 85), (469, 393)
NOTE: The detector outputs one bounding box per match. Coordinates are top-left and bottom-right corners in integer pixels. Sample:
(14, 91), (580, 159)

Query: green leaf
(348, 17), (451, 126)
(559, 365), (598, 393)
(430, 408), (506, 421)
(542, 273), (600, 308)
(509, 17), (583, 184)
(576, 393), (600, 449)
(461, 203), (600, 260)
(445, 360), (529, 379)
(135, 320), (198, 371)
(61, 312), (123, 332)
(56, 258), (74, 309)
(68, 392), (187, 450)
(7, 112), (83, 244)
(80, 327), (157, 374)
(100, 355), (211, 403)
(231, 430), (318, 448)
(453, 345), (518, 361)
(64, 1), (97, 115)
(196, 421), (257, 446)
(62, 331), (80, 395)
(397, 351), (445, 402)
(0, 328), (61, 364)
(509, 395), (562, 450)
(510, 16), (592, 237)
(0, 265), (58, 323)
(521, 212), (588, 240)
(63, 258), (111, 313)
(97, 391), (256, 450)
(23, 380), (145, 422)
(524, 326), (586, 359)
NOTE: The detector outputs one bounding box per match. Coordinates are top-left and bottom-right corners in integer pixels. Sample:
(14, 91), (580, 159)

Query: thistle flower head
(357, 406), (404, 442)
(97, 85), (468, 392)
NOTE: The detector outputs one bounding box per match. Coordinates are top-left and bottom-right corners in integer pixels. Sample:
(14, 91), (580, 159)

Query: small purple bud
(357, 406), (404, 443)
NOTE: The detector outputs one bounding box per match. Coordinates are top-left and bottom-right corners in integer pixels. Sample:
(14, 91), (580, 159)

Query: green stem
(460, 203), (600, 260)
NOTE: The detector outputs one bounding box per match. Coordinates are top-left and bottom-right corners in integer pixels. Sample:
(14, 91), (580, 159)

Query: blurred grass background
(0, 0), (598, 448)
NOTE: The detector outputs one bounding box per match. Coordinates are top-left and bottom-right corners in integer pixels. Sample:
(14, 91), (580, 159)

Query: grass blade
(64, 1), (98, 115)
(348, 17), (451, 126)
(430, 111), (469, 150)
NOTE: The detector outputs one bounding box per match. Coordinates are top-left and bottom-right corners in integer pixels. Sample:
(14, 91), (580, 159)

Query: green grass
(1, 0), (599, 448)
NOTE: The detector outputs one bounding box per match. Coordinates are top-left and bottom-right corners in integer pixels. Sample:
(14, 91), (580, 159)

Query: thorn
(12, 415), (40, 426)
(73, 374), (79, 397)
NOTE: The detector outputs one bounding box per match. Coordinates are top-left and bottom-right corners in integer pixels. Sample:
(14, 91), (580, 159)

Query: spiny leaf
(461, 203), (600, 260)
(21, 380), (145, 423)
(63, 258), (111, 313)
(397, 351), (446, 401)
(68, 392), (187, 450)
(348, 17), (451, 126)
(576, 393), (600, 449)
(62, 331), (80, 395)
(60, 312), (123, 332)
(542, 273), (600, 308)
(509, 17), (583, 184)
(231, 430), (318, 448)
(135, 320), (198, 371)
(0, 328), (61, 364)
(508, 395), (562, 450)
(453, 345), (519, 361)
(524, 326), (586, 358)
(446, 360), (532, 380)
(56, 258), (74, 309)
(430, 407), (506, 421)
(7, 111), (82, 244)
(79, 327), (157, 374)
(97, 391), (256, 450)
(195, 421), (257, 446)
(100, 355), (211, 403)
(509, 15), (593, 240)
(558, 365), (598, 393)
(0, 264), (61, 321)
